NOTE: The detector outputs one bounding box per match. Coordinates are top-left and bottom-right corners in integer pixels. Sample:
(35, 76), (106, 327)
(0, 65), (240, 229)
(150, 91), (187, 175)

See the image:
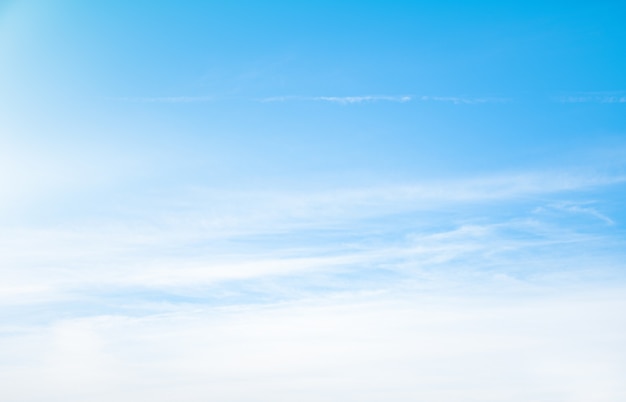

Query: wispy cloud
(259, 95), (508, 104)
(113, 96), (214, 103)
(260, 95), (413, 104)
(109, 93), (626, 105)
(0, 169), (623, 309)
(555, 92), (626, 104)
(111, 94), (510, 106)
(417, 95), (510, 104)
(1, 168), (625, 401)
(534, 201), (616, 225)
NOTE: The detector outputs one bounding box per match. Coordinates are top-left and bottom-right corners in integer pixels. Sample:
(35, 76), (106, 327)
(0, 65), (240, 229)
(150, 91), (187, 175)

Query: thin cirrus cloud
(417, 95), (510, 104)
(555, 92), (626, 104)
(112, 93), (626, 105)
(110, 94), (514, 105)
(535, 202), (617, 225)
(112, 95), (411, 104)
(259, 95), (510, 104)
(1, 165), (625, 402)
(113, 96), (215, 103)
(260, 95), (413, 104)
(0, 168), (623, 309)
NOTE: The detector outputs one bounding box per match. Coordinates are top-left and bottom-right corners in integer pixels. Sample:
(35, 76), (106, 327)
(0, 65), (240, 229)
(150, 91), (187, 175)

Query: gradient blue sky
(1, 1), (626, 401)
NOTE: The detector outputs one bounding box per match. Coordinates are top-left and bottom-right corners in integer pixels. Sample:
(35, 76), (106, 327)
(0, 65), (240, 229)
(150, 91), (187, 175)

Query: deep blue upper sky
(3, 1), (625, 191)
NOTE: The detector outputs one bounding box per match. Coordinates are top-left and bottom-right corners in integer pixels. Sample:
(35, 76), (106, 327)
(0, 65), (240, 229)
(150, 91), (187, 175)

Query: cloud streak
(1, 167), (625, 401)
(417, 95), (509, 104)
(113, 96), (214, 103)
(259, 95), (509, 104)
(260, 95), (413, 104)
(111, 93), (626, 106)
(0, 169), (623, 308)
(555, 92), (626, 104)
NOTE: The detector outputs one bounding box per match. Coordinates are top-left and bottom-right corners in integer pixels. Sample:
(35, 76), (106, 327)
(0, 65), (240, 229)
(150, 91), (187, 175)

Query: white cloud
(555, 92), (626, 104)
(0, 167), (625, 401)
(537, 201), (616, 225)
(111, 94), (511, 106)
(113, 96), (214, 103)
(0, 169), (623, 306)
(260, 95), (412, 104)
(1, 288), (625, 401)
(418, 95), (509, 104)
(259, 95), (508, 104)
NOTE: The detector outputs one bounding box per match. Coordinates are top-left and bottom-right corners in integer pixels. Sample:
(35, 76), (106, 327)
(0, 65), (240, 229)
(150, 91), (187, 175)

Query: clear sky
(1, 1), (626, 401)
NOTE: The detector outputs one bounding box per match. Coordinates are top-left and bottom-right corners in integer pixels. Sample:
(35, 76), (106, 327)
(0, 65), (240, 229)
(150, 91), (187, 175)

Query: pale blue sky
(1, 1), (626, 401)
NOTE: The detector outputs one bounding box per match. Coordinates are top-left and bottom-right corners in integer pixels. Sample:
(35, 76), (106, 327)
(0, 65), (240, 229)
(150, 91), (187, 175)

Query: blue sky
(1, 1), (626, 401)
